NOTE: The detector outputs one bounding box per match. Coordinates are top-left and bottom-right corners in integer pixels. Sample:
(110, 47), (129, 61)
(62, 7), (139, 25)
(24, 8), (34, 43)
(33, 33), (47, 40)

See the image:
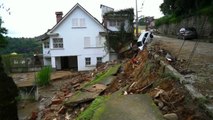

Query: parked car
(137, 31), (153, 50)
(177, 27), (198, 40)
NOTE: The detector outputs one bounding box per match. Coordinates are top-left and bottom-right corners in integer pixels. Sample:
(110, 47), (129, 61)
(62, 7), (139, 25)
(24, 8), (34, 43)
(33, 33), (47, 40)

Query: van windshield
(137, 41), (142, 47)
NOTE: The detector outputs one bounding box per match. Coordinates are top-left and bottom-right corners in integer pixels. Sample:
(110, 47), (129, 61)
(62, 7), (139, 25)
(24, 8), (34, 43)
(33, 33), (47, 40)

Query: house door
(61, 57), (69, 69)
(61, 56), (78, 70)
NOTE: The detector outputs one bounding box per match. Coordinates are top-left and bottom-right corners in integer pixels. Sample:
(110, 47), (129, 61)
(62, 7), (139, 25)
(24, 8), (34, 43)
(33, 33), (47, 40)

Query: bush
(35, 66), (51, 86)
(155, 15), (181, 27)
(197, 6), (213, 23)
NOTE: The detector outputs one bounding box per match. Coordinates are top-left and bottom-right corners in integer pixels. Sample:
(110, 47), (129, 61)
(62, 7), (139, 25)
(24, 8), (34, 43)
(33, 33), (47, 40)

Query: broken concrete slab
(64, 65), (120, 107)
(83, 84), (107, 92)
(64, 83), (107, 107)
(98, 76), (115, 86)
(92, 94), (164, 120)
(64, 91), (99, 107)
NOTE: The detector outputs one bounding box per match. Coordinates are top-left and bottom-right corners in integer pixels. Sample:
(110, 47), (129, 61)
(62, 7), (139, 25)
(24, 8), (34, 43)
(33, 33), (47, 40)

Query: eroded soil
(14, 36), (213, 120)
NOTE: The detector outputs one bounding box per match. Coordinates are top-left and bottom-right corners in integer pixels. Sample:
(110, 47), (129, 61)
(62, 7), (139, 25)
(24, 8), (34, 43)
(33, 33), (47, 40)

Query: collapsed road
(14, 35), (213, 120)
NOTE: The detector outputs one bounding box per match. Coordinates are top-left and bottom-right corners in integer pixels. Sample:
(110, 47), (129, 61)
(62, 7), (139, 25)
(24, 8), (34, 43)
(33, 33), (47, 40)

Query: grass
(35, 66), (52, 86)
(83, 64), (120, 87)
(76, 96), (109, 120)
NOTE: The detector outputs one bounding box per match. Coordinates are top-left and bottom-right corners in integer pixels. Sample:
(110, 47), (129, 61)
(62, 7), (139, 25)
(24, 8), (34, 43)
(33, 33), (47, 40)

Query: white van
(137, 31), (153, 50)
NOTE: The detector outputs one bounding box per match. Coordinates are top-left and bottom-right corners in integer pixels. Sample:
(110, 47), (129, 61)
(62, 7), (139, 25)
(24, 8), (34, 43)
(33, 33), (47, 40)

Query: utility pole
(135, 0), (139, 37)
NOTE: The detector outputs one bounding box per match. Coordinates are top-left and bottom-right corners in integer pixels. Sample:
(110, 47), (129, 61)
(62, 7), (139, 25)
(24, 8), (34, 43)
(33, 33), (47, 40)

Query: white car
(137, 31), (153, 50)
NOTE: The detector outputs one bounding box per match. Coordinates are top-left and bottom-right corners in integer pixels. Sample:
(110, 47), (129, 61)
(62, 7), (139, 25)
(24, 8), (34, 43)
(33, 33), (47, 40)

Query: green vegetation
(197, 6), (213, 23)
(139, 18), (146, 26)
(156, 0), (213, 26)
(76, 96), (109, 120)
(0, 17), (7, 48)
(35, 66), (52, 86)
(105, 8), (134, 56)
(0, 37), (41, 55)
(155, 15), (182, 27)
(84, 64), (120, 87)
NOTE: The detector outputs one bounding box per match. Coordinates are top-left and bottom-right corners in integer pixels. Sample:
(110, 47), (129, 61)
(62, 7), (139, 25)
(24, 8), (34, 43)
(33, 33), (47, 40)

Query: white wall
(106, 19), (129, 32)
(55, 57), (61, 70)
(77, 53), (109, 71)
(45, 6), (109, 71)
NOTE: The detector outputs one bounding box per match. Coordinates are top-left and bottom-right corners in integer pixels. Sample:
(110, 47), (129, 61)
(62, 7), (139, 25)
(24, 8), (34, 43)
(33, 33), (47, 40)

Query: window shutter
(96, 36), (101, 47)
(84, 37), (90, 47)
(72, 18), (78, 27)
(80, 18), (85, 27)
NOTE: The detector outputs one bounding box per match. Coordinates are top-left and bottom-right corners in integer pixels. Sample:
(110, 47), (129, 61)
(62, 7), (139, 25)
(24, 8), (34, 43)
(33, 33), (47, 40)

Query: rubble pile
(27, 61), (119, 120)
(102, 48), (210, 119)
(24, 47), (211, 120)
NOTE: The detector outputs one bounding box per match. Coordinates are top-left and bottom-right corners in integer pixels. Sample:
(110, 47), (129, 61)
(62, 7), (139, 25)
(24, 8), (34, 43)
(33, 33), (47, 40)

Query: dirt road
(151, 35), (213, 97)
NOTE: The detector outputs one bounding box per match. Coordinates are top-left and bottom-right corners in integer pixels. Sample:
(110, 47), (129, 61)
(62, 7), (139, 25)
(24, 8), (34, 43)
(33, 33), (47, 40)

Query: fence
(1, 54), (43, 73)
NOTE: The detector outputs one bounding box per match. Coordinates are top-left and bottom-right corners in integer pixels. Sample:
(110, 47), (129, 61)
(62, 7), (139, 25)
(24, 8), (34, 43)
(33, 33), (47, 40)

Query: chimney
(55, 12), (63, 23)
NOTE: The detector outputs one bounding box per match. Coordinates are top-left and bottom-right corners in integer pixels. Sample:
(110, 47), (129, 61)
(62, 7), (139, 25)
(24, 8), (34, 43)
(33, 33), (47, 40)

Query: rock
(163, 113), (178, 120)
(50, 105), (61, 111)
(123, 91), (128, 95)
(52, 98), (62, 104)
(162, 106), (169, 111)
(80, 107), (85, 112)
(73, 83), (80, 89)
(158, 101), (164, 109)
(83, 84), (107, 92)
(154, 88), (164, 98)
(65, 93), (73, 98)
(154, 99), (164, 109)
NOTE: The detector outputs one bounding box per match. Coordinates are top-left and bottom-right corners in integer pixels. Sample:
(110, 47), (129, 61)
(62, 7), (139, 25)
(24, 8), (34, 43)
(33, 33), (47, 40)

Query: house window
(96, 36), (102, 47)
(84, 37), (91, 47)
(44, 41), (49, 48)
(85, 57), (91, 65)
(109, 20), (116, 26)
(72, 18), (86, 27)
(53, 38), (63, 48)
(116, 20), (123, 27)
(97, 57), (102, 64)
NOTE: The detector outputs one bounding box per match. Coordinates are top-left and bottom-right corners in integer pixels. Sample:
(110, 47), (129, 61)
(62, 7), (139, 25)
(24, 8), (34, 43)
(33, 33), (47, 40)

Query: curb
(152, 52), (213, 117)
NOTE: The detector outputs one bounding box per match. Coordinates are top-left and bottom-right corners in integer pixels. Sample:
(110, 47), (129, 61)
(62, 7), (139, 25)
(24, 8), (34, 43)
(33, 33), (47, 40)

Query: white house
(41, 3), (111, 71)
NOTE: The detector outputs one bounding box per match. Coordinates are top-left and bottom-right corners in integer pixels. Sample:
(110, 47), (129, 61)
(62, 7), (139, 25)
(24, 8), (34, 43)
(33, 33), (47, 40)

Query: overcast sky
(0, 0), (163, 38)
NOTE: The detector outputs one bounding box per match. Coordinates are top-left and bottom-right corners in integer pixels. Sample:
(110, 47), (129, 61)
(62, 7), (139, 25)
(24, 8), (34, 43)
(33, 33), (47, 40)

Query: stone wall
(157, 16), (213, 38)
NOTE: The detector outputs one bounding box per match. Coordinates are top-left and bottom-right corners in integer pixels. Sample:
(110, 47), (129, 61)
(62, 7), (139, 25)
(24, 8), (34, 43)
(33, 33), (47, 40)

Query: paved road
(151, 35), (213, 98)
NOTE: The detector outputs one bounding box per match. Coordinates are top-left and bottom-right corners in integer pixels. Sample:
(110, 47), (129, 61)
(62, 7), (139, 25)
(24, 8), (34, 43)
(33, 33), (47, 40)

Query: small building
(100, 5), (134, 33)
(40, 3), (110, 71)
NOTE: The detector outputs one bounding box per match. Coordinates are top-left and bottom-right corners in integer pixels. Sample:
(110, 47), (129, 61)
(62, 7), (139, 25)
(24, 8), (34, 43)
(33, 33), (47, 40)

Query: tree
(160, 0), (212, 16)
(0, 17), (19, 120)
(0, 37), (42, 54)
(0, 18), (7, 48)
